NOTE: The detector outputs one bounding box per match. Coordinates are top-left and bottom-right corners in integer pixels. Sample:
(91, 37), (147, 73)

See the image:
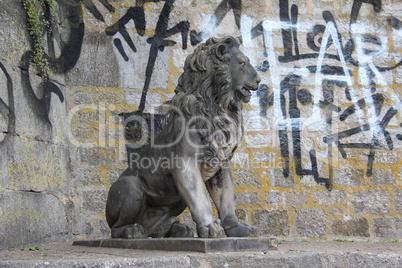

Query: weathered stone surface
(393, 190), (402, 214)
(332, 218), (370, 237)
(268, 168), (294, 188)
(333, 168), (365, 186)
(285, 191), (308, 206)
(251, 210), (289, 236)
(5, 136), (70, 193)
(82, 190), (108, 212)
(312, 190), (347, 206)
(78, 147), (118, 165)
(0, 190), (70, 249)
(73, 237), (278, 253)
(353, 191), (390, 214)
(266, 191), (284, 205)
(65, 31), (120, 87)
(2, 251), (402, 268)
(370, 169), (396, 185)
(233, 168), (262, 187)
(296, 208), (326, 237)
(1, 0), (402, 249)
(234, 191), (259, 205)
(373, 218), (402, 238)
(0, 0), (28, 67)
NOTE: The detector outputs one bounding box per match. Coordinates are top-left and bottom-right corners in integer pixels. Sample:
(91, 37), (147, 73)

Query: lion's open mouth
(244, 81), (259, 91)
(237, 82), (258, 102)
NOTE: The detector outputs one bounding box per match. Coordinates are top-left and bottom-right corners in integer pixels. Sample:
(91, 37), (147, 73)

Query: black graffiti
(274, 0), (402, 189)
(323, 106), (397, 177)
(16, 0), (92, 128)
(350, 0), (382, 25)
(105, 0), (189, 112)
(49, 2), (85, 74)
(0, 62), (15, 143)
(277, 68), (348, 190)
(277, 0), (402, 71)
(322, 64), (395, 177)
(190, 0), (242, 46)
(20, 52), (64, 126)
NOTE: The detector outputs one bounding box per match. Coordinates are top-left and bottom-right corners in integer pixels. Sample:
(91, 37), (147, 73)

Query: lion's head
(172, 36), (261, 117)
(169, 36), (261, 164)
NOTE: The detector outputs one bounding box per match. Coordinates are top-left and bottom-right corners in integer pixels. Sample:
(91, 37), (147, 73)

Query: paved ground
(0, 239), (401, 267)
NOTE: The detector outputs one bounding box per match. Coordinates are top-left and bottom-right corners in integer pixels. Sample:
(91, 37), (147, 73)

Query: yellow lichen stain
(5, 206), (43, 229)
(7, 139), (66, 191)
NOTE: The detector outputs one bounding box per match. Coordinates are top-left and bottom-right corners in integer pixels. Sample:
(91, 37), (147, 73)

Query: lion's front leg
(206, 165), (257, 237)
(172, 162), (225, 238)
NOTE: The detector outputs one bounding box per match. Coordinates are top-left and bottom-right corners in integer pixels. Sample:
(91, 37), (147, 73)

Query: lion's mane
(169, 36), (242, 165)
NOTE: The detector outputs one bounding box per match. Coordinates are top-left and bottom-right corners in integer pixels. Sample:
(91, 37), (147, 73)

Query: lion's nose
(256, 74), (261, 84)
(251, 74), (261, 91)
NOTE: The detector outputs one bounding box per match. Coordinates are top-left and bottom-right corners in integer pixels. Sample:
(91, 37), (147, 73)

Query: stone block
(265, 191), (284, 205)
(73, 237), (278, 253)
(78, 147), (118, 165)
(65, 31), (120, 87)
(6, 136), (70, 193)
(0, 0), (28, 67)
(353, 191), (390, 215)
(251, 210), (289, 236)
(268, 168), (294, 188)
(0, 190), (70, 249)
(312, 190), (347, 206)
(333, 168), (365, 186)
(234, 191), (259, 206)
(252, 151), (276, 164)
(373, 218), (402, 238)
(370, 169), (395, 185)
(394, 190), (402, 214)
(233, 169), (262, 187)
(331, 218), (370, 237)
(82, 190), (109, 213)
(296, 208), (326, 237)
(285, 191), (308, 206)
(244, 132), (272, 148)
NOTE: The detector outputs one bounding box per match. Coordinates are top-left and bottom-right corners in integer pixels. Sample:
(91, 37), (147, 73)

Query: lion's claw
(224, 222), (258, 237)
(197, 219), (225, 238)
(124, 224), (148, 239)
(167, 223), (194, 238)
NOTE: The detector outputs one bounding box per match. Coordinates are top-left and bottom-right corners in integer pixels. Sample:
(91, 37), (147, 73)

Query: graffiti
(190, 0), (242, 45)
(15, 1), (86, 128)
(252, 0), (402, 190)
(13, 0), (401, 188)
(20, 52), (64, 126)
(91, 0), (402, 188)
(0, 62), (15, 143)
(81, 0), (115, 22)
(49, 1), (85, 74)
(105, 0), (189, 112)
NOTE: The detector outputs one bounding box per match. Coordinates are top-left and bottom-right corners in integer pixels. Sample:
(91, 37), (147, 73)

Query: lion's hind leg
(142, 201), (194, 238)
(106, 176), (148, 238)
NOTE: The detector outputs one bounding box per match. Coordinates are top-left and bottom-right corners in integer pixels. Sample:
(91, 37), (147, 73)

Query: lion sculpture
(106, 36), (261, 238)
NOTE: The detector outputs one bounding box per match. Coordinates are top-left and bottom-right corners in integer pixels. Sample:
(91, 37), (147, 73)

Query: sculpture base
(73, 237), (278, 253)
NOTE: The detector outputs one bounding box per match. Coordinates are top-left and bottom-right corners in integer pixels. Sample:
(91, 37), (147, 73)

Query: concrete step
(0, 240), (401, 267)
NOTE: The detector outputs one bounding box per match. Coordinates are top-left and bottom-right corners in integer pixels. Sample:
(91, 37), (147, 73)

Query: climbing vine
(21, 0), (59, 79)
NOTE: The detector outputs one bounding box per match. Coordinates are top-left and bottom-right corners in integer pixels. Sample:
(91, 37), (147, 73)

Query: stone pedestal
(73, 237), (278, 253)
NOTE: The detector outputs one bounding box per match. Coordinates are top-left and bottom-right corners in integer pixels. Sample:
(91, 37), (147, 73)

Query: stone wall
(0, 0), (401, 249)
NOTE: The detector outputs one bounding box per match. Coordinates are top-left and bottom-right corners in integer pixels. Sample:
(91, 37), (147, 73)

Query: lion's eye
(240, 62), (245, 66)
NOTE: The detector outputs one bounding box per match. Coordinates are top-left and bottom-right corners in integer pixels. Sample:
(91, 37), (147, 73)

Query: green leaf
(22, 246), (47, 251)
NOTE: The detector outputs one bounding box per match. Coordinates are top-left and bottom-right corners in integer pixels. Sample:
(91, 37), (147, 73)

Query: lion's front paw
(197, 219), (225, 238)
(124, 224), (148, 239)
(224, 222), (258, 237)
(167, 222), (194, 238)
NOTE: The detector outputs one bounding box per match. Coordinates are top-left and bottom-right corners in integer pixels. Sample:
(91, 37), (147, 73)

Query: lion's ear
(216, 44), (229, 59)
